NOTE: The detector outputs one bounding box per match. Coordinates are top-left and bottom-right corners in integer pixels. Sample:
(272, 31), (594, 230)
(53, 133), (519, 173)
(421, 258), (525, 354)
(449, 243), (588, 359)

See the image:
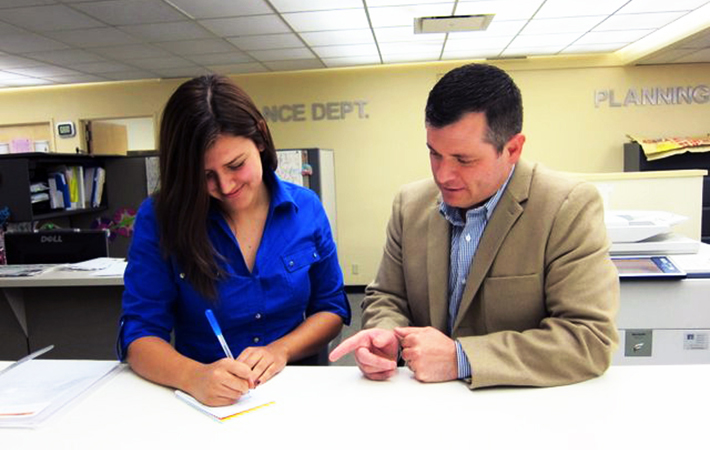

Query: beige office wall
(1, 59), (708, 285)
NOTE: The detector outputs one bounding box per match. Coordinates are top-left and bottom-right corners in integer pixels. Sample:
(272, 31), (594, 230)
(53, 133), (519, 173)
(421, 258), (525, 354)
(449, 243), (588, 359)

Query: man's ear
(504, 133), (525, 163)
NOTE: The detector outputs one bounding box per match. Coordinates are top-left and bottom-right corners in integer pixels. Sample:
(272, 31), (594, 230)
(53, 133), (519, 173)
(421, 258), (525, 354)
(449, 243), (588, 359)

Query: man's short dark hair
(425, 63), (523, 152)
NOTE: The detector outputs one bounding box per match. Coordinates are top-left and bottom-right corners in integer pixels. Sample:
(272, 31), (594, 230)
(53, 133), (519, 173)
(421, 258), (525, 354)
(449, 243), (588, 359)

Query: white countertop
(2, 363), (709, 449)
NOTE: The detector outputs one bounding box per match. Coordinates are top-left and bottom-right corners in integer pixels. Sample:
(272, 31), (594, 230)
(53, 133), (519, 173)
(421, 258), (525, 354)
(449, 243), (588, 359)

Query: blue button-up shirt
(439, 166), (514, 379)
(119, 172), (351, 363)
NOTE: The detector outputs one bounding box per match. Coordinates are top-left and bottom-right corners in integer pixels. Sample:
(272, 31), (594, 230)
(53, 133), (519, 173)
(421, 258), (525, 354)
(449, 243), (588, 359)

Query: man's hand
(329, 329), (399, 381)
(395, 326), (458, 382)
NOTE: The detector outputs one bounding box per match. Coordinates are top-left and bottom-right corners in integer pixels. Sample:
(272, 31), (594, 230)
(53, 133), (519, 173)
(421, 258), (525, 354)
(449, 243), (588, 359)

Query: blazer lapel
(453, 160), (534, 332)
(427, 197), (450, 333)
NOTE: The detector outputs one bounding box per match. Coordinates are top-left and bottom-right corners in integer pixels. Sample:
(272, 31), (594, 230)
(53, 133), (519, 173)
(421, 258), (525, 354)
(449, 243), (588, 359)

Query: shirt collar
(439, 164), (516, 227)
(208, 170), (297, 222)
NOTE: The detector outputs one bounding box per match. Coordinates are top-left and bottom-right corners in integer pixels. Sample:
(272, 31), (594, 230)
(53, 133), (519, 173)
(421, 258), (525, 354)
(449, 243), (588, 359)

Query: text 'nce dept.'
(262, 101), (369, 122)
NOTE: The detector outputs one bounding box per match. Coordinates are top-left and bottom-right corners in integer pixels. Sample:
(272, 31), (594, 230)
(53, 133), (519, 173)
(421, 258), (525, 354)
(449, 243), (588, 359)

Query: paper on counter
(175, 390), (275, 422)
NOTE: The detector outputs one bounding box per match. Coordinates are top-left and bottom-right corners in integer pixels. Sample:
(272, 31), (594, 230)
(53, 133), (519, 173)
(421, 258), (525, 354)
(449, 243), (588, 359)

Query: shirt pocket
(282, 246), (322, 273)
(481, 273), (545, 332)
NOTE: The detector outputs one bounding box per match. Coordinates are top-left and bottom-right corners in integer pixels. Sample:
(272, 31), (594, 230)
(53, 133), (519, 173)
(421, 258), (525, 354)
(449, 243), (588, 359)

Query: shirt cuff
(455, 340), (472, 379)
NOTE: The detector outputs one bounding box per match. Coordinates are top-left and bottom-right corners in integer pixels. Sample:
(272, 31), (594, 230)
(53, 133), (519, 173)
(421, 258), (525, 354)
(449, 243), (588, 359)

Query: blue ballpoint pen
(205, 309), (234, 359)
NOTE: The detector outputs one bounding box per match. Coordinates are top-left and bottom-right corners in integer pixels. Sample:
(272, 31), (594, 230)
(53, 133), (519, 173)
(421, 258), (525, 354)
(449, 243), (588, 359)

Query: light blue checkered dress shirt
(438, 166), (515, 379)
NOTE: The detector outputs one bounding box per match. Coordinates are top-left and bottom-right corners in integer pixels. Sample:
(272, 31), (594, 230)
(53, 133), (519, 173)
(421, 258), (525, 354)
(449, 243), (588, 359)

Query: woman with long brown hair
(119, 75), (350, 406)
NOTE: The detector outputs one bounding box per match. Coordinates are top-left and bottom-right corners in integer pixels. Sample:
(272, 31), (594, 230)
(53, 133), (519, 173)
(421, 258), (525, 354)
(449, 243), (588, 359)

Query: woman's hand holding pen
(237, 342), (289, 386)
(189, 358), (255, 407)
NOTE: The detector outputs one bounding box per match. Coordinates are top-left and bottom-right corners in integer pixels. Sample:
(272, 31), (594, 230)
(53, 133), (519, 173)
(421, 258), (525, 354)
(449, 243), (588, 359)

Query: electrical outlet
(352, 264), (359, 275)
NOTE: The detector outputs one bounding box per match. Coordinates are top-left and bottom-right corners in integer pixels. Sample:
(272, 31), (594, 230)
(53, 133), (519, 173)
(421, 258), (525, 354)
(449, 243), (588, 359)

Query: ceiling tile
(0, 54), (44, 69)
(282, 9), (369, 32)
(373, 26), (444, 43)
(595, 12), (687, 31)
(7, 64), (80, 77)
(24, 49), (107, 65)
(445, 35), (512, 51)
(455, 1), (546, 22)
(169, 0), (273, 19)
(535, 0), (629, 19)
(379, 41), (443, 55)
(0, 22), (23, 36)
(263, 60), (325, 71)
(381, 52), (441, 63)
(70, 61), (137, 74)
(0, 5), (103, 32)
(507, 32), (584, 48)
(151, 66), (212, 78)
(562, 42), (627, 53)
(521, 16), (606, 35)
(44, 74), (109, 84)
(91, 44), (171, 60)
(186, 52), (253, 65)
(248, 47), (316, 61)
(0, 33), (69, 53)
(0, 76), (52, 87)
(0, 0), (55, 7)
(442, 48), (501, 60)
(575, 29), (653, 45)
(271, 0), (363, 13)
(300, 29), (374, 46)
(47, 27), (141, 48)
(127, 56), (193, 70)
(200, 15), (290, 36)
(101, 69), (159, 81)
(72, 0), (187, 25)
(672, 47), (710, 63)
(502, 45), (567, 56)
(118, 21), (215, 42)
(322, 55), (381, 67)
(637, 47), (698, 64)
(312, 43), (379, 58)
(206, 62), (267, 74)
(368, 4), (455, 28)
(367, 0), (454, 5)
(227, 33), (304, 51)
(155, 39), (238, 56)
(617, 0), (709, 14)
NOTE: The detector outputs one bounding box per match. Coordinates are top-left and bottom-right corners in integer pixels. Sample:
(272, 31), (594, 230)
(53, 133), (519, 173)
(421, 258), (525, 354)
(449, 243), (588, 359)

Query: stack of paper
(0, 359), (120, 428)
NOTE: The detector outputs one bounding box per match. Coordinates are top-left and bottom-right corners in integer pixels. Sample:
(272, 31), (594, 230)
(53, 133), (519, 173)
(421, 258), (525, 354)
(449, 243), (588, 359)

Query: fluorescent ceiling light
(414, 14), (494, 33)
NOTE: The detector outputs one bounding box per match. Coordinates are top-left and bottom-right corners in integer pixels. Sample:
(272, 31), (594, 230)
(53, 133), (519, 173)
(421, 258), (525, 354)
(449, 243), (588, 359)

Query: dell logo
(40, 235), (63, 243)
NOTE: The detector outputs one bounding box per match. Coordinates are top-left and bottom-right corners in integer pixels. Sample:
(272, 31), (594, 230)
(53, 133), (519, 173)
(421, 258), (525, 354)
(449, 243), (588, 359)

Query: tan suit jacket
(362, 159), (619, 388)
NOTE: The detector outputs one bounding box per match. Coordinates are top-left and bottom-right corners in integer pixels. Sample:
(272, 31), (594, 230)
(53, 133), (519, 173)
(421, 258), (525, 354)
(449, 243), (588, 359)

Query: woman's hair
(155, 74), (277, 299)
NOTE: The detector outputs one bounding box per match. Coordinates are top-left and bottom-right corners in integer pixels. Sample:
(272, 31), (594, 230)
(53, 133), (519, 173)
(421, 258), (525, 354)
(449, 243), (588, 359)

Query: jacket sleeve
(460, 182), (620, 388)
(361, 189), (414, 330)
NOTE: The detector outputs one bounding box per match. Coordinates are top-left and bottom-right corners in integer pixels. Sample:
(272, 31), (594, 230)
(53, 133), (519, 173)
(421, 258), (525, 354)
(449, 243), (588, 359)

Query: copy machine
(606, 211), (710, 365)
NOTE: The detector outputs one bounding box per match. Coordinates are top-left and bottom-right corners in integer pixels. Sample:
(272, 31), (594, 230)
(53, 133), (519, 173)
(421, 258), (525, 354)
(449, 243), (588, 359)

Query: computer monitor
(4, 229), (110, 264)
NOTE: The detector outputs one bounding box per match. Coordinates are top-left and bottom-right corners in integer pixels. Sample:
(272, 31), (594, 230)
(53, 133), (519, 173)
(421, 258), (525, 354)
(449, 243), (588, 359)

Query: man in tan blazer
(330, 63), (619, 388)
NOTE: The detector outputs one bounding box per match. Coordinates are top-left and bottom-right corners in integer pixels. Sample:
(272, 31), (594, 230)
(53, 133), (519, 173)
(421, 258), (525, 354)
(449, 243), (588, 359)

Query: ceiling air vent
(414, 14), (494, 34)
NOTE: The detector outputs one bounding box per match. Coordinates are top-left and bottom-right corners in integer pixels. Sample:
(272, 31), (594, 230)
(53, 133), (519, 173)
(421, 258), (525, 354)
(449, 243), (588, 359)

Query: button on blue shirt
(119, 171), (351, 363)
(439, 166), (515, 379)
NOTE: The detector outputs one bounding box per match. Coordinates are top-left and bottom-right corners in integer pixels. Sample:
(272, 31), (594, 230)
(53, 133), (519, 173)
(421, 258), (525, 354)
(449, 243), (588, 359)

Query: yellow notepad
(175, 390), (275, 422)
